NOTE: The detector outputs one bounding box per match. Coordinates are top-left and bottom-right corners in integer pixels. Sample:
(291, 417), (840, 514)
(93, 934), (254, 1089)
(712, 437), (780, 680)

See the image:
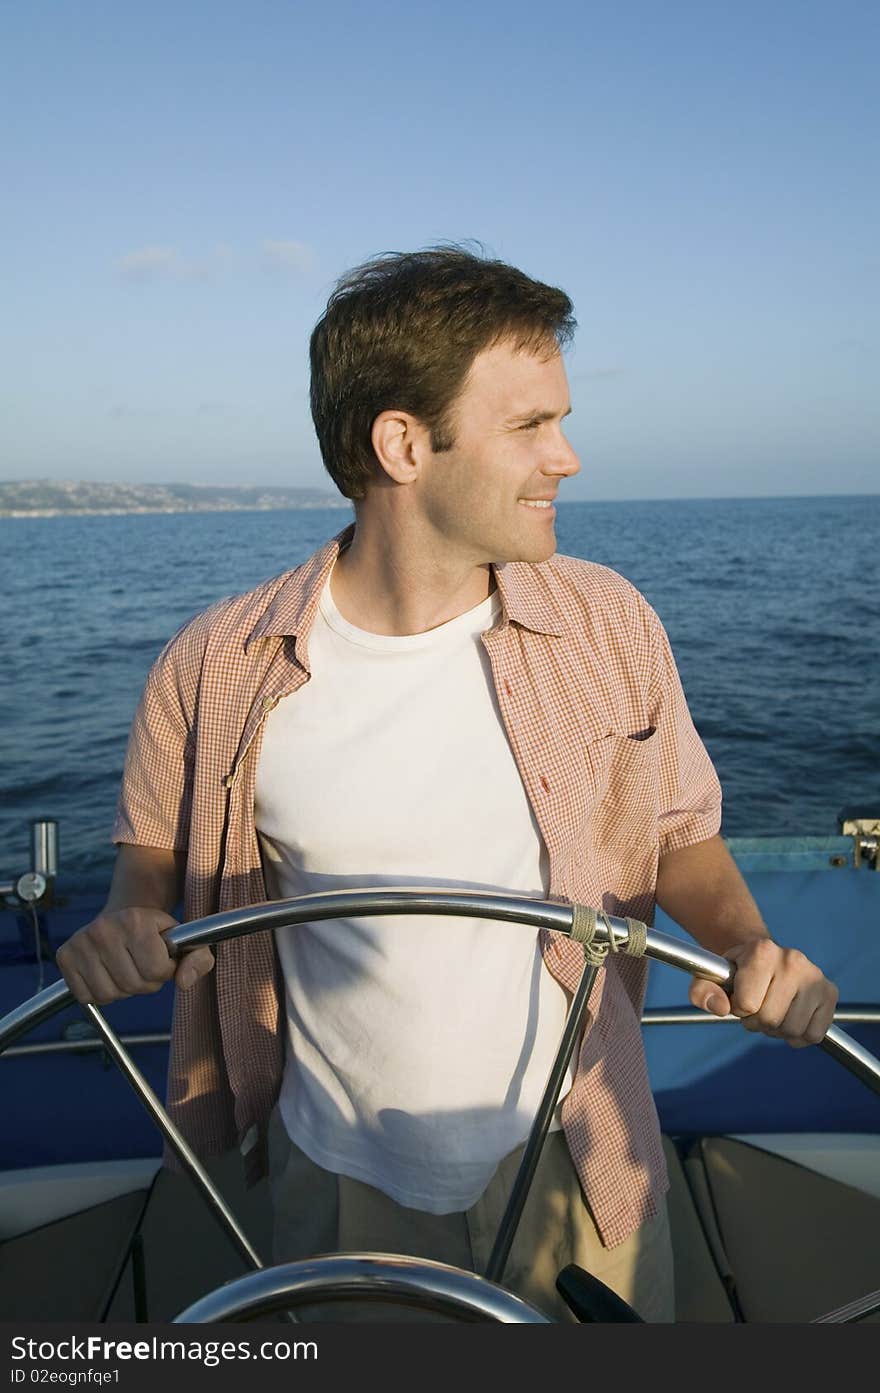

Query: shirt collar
(245, 521), (569, 652)
(244, 523), (354, 655)
(492, 561), (568, 637)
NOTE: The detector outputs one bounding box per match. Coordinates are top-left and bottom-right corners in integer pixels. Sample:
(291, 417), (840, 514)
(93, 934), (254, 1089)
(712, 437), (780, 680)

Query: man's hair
(309, 244), (576, 500)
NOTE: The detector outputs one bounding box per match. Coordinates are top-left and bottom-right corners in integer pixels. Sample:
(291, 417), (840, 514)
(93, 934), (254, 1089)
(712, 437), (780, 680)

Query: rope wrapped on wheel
(569, 905), (648, 966)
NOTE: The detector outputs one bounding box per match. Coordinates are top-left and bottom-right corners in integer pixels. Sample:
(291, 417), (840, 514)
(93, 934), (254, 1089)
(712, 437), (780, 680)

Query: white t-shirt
(255, 569), (572, 1213)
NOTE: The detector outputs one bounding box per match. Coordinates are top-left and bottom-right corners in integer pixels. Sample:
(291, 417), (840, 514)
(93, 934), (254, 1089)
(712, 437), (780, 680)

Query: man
(57, 247), (838, 1322)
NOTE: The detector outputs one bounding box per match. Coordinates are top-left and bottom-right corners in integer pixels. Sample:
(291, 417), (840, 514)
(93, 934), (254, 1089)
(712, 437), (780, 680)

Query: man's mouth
(518, 499), (555, 510)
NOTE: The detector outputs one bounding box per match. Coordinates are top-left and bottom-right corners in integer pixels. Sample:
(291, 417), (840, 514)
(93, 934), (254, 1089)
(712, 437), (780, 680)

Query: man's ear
(370, 409), (426, 485)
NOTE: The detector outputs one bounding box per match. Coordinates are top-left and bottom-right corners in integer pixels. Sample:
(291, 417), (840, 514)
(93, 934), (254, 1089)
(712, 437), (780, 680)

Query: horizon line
(3, 480), (878, 504)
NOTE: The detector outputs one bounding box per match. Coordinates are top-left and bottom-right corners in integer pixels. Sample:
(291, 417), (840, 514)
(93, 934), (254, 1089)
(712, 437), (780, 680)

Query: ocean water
(1, 496), (878, 895)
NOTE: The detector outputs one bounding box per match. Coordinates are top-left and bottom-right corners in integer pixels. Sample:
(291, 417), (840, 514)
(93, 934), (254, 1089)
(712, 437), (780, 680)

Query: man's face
(415, 338), (580, 565)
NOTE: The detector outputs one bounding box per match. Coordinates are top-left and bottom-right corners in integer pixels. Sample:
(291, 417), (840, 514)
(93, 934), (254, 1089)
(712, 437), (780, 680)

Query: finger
(727, 955), (775, 1020)
(689, 982), (732, 1016)
(742, 993), (834, 1044)
(124, 925), (179, 987)
(741, 973), (803, 1036)
(751, 972), (834, 1042)
(62, 951), (129, 1005)
(174, 947), (215, 990)
(736, 1015), (781, 1036)
(82, 937), (164, 997)
(101, 954), (153, 998)
(87, 912), (176, 994)
(800, 998), (836, 1046)
(770, 998), (818, 1040)
(62, 964), (98, 1006)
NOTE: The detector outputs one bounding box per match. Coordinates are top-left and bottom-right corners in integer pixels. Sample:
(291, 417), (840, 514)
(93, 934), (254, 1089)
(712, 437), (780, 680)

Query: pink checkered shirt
(113, 523), (721, 1247)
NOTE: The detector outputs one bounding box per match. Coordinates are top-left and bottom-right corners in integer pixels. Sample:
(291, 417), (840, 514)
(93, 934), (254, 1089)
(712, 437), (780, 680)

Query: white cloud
(834, 337), (873, 354)
(115, 245), (236, 282)
(108, 404), (161, 419)
(262, 240), (315, 273)
(116, 246), (183, 280)
(114, 241), (312, 281)
(569, 367), (625, 388)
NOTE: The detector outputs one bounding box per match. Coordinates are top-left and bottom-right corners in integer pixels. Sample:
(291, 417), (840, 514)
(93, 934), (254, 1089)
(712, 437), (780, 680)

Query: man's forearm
(104, 844), (185, 915)
(654, 833), (769, 955)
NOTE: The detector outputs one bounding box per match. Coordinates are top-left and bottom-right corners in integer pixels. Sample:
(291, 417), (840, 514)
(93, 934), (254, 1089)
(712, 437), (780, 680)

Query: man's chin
(500, 531), (557, 565)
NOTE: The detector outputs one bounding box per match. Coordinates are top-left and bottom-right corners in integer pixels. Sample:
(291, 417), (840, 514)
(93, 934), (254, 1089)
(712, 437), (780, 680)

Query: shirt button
(262, 695), (276, 711)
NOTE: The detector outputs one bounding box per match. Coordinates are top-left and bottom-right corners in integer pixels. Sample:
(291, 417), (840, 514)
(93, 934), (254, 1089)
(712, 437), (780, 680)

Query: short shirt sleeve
(647, 605), (723, 854)
(111, 627), (198, 851)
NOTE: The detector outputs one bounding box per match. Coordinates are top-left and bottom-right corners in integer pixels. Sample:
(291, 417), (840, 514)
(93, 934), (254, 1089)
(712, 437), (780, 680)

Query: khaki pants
(268, 1109), (675, 1323)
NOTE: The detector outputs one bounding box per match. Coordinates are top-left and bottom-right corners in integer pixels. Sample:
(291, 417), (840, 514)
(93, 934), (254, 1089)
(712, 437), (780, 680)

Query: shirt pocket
(584, 728), (661, 851)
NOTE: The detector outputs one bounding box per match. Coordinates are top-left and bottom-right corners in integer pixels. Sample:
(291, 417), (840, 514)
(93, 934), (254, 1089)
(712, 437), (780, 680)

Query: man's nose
(545, 433), (581, 478)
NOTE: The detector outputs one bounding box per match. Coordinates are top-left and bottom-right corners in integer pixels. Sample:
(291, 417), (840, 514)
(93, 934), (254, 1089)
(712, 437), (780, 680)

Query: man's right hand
(55, 844), (212, 1004)
(56, 907), (214, 1004)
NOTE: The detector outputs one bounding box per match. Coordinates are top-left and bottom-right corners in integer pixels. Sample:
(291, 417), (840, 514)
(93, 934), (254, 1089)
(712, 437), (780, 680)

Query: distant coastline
(0, 479), (351, 518)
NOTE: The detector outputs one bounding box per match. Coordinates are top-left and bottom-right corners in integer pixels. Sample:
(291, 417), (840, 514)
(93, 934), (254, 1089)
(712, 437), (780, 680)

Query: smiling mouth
(518, 499), (555, 510)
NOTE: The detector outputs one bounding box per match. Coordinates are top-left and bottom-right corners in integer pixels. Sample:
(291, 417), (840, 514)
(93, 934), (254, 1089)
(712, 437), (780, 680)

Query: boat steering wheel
(2, 889), (878, 1323)
(173, 1253), (551, 1323)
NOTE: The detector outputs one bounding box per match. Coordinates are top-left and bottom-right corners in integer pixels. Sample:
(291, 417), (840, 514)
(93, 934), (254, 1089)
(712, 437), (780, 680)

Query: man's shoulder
(156, 568), (304, 678)
(507, 552), (656, 626)
(547, 551), (642, 598)
(182, 570), (298, 640)
(166, 526), (348, 662)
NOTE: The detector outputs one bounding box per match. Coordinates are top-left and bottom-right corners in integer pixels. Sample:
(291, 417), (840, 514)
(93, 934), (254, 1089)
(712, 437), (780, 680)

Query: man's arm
(56, 844), (214, 1004)
(655, 833), (838, 1047)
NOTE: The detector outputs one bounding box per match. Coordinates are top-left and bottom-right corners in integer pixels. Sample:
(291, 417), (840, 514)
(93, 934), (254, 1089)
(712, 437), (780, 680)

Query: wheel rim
(172, 1254), (553, 1323)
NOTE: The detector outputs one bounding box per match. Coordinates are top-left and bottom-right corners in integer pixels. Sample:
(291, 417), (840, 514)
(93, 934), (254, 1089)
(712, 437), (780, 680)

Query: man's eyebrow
(505, 405), (573, 425)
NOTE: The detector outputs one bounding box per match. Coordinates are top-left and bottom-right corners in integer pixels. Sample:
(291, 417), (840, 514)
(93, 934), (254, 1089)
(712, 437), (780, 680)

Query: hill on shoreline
(0, 479), (350, 517)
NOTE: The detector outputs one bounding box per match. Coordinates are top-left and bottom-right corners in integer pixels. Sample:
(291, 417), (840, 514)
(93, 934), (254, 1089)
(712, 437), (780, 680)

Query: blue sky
(2, 0), (877, 500)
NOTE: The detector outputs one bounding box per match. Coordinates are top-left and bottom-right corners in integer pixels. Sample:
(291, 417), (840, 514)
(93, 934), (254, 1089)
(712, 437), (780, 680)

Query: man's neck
(330, 516), (495, 637)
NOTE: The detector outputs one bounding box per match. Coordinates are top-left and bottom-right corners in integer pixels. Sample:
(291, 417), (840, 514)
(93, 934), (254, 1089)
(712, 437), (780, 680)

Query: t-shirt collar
(245, 522), (568, 653)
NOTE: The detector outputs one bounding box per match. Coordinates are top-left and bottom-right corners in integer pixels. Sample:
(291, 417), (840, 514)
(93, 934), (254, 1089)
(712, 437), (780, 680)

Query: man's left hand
(689, 938), (839, 1048)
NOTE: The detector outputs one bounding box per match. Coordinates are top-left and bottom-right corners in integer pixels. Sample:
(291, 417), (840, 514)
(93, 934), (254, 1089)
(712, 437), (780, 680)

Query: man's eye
(520, 420), (541, 431)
